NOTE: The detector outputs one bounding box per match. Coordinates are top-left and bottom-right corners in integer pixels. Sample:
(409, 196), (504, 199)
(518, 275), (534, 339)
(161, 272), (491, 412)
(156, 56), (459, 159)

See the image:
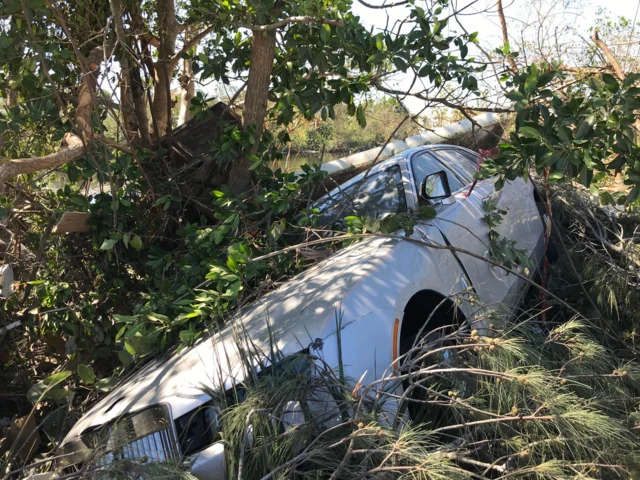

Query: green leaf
(505, 90), (526, 102)
(366, 52), (386, 64)
(43, 370), (72, 387)
(460, 43), (468, 59)
(95, 377), (118, 392)
(118, 350), (132, 364)
(519, 126), (542, 139)
(129, 235), (143, 251)
(100, 238), (117, 251)
(115, 325), (127, 342)
(524, 74), (537, 96)
(124, 341), (136, 356)
(113, 314), (137, 323)
(536, 70), (556, 88)
(269, 220), (284, 243)
(627, 186), (640, 204)
(602, 73), (618, 87)
(600, 191), (615, 205)
(77, 364), (96, 385)
(576, 115), (596, 140)
(320, 23), (331, 43)
(27, 383), (48, 403)
(539, 151), (564, 168)
(27, 371), (73, 403)
(45, 389), (75, 401)
(417, 205), (436, 219)
(179, 329), (197, 343)
(356, 104), (367, 128)
(375, 35), (383, 51)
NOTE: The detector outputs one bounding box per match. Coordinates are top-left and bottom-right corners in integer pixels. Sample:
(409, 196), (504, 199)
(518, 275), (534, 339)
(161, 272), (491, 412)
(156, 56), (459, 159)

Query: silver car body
(57, 145), (545, 478)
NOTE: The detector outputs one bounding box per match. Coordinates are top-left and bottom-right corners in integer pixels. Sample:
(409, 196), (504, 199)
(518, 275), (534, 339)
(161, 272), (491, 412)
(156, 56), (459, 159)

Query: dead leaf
(8, 414), (40, 463)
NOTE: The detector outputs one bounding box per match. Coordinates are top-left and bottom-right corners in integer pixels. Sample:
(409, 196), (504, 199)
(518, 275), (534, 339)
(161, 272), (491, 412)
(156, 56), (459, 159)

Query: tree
(0, 0), (486, 195)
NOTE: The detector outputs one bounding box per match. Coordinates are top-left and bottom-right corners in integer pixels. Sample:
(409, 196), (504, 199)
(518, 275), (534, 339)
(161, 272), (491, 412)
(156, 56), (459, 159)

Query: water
(270, 151), (345, 172)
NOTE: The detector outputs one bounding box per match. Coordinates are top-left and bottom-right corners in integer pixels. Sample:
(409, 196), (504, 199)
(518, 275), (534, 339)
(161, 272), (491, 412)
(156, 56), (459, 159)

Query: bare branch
(373, 83), (514, 113)
(0, 134), (85, 186)
(591, 28), (626, 81)
(497, 0), (518, 74)
(171, 25), (216, 65)
(250, 16), (344, 32)
(355, 0), (408, 9)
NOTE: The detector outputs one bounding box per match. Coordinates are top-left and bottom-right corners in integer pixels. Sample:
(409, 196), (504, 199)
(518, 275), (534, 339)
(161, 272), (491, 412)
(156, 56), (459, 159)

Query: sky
(346, 0), (640, 113)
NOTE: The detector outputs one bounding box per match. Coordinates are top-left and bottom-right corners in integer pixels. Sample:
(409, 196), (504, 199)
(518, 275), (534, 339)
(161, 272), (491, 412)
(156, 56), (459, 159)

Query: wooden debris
(52, 212), (92, 233)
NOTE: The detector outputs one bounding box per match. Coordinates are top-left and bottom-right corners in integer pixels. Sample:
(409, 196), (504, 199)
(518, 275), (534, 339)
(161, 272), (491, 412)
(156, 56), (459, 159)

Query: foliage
(285, 99), (420, 154)
(193, 313), (640, 479)
(482, 194), (531, 272)
(479, 62), (640, 206)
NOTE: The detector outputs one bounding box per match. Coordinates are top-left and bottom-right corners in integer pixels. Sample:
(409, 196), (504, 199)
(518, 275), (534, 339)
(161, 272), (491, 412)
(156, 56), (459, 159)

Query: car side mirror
(420, 171), (451, 201)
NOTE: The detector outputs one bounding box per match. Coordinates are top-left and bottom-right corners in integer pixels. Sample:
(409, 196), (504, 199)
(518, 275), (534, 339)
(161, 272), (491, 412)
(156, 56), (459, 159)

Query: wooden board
(52, 212), (92, 233)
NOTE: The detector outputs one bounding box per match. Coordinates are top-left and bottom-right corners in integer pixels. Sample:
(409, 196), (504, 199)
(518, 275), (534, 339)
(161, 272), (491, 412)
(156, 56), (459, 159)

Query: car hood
(61, 236), (399, 445)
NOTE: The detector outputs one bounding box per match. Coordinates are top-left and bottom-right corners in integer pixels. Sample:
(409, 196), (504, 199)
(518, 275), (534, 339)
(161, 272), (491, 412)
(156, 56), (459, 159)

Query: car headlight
(58, 404), (179, 472)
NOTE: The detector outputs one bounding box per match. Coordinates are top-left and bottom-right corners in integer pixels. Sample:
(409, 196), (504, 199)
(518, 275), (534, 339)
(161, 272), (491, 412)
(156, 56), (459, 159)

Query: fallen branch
(0, 134), (85, 188)
(591, 29), (626, 81)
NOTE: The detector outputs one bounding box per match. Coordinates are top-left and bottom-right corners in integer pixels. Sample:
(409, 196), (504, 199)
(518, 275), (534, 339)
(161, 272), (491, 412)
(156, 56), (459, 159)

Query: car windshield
(316, 166), (406, 226)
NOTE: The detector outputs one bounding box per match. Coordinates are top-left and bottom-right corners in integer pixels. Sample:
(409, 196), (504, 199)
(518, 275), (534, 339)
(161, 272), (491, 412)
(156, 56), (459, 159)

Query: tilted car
(54, 145), (546, 479)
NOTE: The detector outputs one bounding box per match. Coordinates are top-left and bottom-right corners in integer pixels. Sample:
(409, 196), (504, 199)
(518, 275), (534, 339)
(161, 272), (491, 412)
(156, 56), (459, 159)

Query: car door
(449, 147), (544, 269)
(409, 148), (520, 310)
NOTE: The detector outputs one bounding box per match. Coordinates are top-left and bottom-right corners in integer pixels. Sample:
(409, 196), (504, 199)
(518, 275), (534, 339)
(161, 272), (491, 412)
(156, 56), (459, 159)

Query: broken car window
(318, 166), (406, 225)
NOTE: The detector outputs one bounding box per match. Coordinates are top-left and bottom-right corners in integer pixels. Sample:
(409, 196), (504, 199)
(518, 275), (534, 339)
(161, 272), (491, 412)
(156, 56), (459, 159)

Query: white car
(55, 145), (545, 479)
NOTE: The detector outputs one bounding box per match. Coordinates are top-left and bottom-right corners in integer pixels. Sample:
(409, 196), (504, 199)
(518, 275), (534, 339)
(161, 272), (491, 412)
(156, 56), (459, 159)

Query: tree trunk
(110, 0), (137, 145)
(151, 0), (181, 139)
(75, 47), (103, 141)
(178, 27), (195, 126)
(119, 75), (139, 143)
(228, 30), (276, 195)
(130, 68), (153, 148)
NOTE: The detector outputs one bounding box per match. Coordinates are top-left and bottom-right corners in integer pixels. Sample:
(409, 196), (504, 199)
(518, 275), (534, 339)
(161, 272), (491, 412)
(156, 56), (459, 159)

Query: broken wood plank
(52, 212), (92, 233)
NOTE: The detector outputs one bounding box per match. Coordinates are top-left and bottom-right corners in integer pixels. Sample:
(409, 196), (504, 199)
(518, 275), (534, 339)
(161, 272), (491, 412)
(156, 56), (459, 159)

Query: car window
(411, 151), (465, 194)
(319, 166), (406, 224)
(430, 149), (478, 184)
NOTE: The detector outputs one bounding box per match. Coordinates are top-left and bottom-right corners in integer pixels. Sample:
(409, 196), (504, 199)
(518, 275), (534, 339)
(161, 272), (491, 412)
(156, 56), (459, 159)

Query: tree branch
(355, 0), (408, 9)
(250, 16), (344, 32)
(171, 25), (216, 65)
(373, 83), (514, 113)
(0, 134), (85, 186)
(591, 28), (626, 81)
(496, 0), (518, 74)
